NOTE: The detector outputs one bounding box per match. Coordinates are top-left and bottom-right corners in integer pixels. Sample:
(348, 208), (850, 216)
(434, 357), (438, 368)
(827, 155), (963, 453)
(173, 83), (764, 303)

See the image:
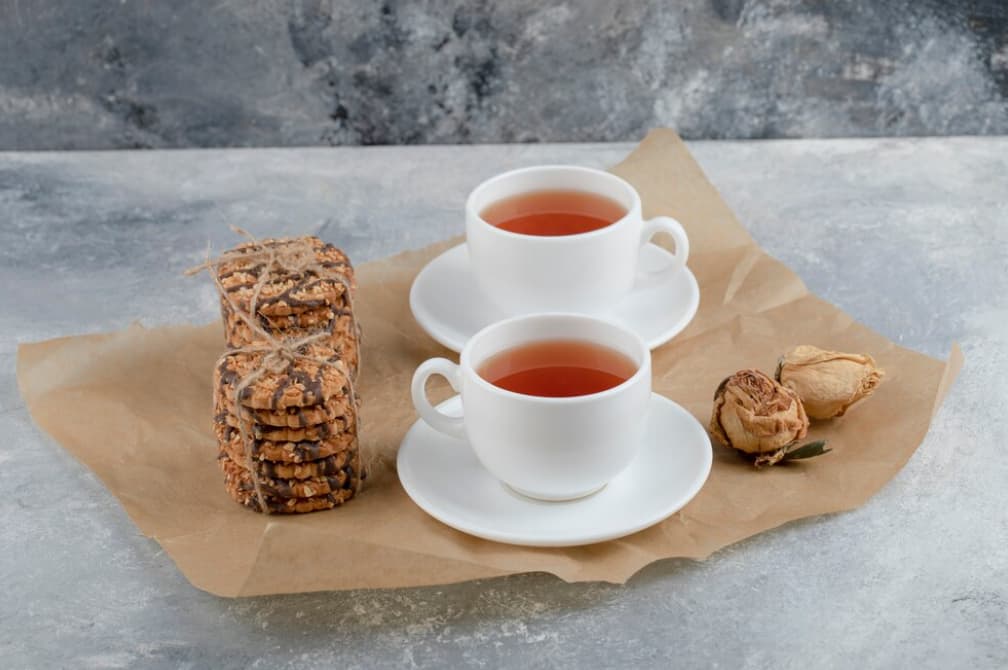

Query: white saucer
(409, 243), (700, 352)
(397, 393), (712, 547)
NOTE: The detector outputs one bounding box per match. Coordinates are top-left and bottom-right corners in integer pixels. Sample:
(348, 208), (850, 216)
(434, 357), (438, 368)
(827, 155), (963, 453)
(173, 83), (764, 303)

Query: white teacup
(410, 313), (652, 501)
(465, 165), (690, 314)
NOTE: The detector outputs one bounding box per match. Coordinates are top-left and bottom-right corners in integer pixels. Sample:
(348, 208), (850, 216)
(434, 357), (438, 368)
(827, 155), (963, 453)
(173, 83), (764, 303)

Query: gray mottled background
(1, 0), (1007, 150)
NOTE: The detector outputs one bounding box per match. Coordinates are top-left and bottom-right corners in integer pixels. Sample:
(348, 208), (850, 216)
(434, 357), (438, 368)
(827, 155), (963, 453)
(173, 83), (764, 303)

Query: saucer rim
(408, 242), (700, 353)
(396, 393), (713, 547)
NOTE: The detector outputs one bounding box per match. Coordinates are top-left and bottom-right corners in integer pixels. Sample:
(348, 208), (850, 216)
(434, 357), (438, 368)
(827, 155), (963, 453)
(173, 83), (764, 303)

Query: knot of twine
(187, 226), (362, 514)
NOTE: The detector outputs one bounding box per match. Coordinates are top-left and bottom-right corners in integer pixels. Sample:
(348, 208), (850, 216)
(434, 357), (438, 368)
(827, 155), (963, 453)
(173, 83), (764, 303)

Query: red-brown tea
(477, 339), (637, 398)
(481, 189), (627, 236)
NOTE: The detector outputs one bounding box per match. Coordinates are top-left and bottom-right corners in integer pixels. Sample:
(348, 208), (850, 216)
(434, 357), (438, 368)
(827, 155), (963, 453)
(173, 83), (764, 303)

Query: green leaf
(783, 440), (831, 460)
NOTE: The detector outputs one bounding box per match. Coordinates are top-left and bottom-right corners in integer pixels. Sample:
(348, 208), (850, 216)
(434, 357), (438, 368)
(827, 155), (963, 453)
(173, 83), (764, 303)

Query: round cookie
(215, 422), (357, 463)
(219, 452), (359, 499)
(214, 341), (353, 410)
(214, 391), (354, 428)
(240, 420), (350, 444)
(216, 237), (355, 317)
(221, 313), (360, 377)
(223, 475), (355, 514)
(220, 299), (339, 333)
(215, 412), (353, 443)
(220, 439), (357, 480)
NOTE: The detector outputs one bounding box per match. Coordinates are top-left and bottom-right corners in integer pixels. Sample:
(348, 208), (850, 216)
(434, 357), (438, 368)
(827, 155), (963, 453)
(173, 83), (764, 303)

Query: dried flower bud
(776, 345), (883, 420)
(710, 369), (809, 464)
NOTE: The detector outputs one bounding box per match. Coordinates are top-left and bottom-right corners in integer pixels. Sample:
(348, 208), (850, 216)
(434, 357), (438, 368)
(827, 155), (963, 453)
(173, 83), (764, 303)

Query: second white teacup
(465, 165), (690, 314)
(411, 313), (652, 501)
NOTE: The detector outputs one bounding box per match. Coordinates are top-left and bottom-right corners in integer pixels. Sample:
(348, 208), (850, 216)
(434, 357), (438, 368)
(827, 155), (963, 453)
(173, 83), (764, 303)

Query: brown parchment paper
(16, 130), (962, 597)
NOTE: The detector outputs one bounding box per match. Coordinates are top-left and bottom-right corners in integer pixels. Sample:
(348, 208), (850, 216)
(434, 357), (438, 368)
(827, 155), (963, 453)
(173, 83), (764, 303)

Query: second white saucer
(397, 393), (713, 547)
(409, 243), (700, 352)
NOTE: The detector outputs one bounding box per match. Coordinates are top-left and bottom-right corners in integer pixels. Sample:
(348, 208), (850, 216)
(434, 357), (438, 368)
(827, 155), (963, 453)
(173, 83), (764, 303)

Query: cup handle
(639, 216), (690, 279)
(411, 358), (466, 439)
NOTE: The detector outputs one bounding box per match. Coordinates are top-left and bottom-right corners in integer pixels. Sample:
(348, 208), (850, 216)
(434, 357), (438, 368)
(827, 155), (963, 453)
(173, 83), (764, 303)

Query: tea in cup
(411, 313), (652, 501)
(465, 165), (690, 314)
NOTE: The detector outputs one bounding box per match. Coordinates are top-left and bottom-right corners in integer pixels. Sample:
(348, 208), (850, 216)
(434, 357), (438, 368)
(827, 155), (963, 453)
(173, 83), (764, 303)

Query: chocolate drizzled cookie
(218, 452), (360, 498)
(214, 342), (352, 411)
(216, 237), (354, 315)
(224, 478), (357, 514)
(214, 391), (353, 429)
(214, 422), (357, 463)
(218, 436), (356, 480)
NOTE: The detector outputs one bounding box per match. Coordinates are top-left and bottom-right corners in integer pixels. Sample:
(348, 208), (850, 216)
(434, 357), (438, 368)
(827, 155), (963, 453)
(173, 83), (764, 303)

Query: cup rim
(459, 312), (651, 404)
(465, 165), (642, 242)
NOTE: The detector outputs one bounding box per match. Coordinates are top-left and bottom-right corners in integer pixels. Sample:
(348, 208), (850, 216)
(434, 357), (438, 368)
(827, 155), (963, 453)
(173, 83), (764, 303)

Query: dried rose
(776, 345), (884, 420)
(710, 369), (824, 466)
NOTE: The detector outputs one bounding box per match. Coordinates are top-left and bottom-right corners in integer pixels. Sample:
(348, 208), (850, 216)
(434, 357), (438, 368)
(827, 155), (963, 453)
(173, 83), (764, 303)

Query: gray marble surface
(2, 137), (1006, 669)
(1, 0), (1007, 149)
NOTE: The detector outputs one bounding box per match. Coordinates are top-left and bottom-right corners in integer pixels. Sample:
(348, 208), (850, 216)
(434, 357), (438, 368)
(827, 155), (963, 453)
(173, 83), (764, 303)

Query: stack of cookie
(208, 235), (362, 514)
(213, 343), (361, 513)
(215, 236), (359, 377)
